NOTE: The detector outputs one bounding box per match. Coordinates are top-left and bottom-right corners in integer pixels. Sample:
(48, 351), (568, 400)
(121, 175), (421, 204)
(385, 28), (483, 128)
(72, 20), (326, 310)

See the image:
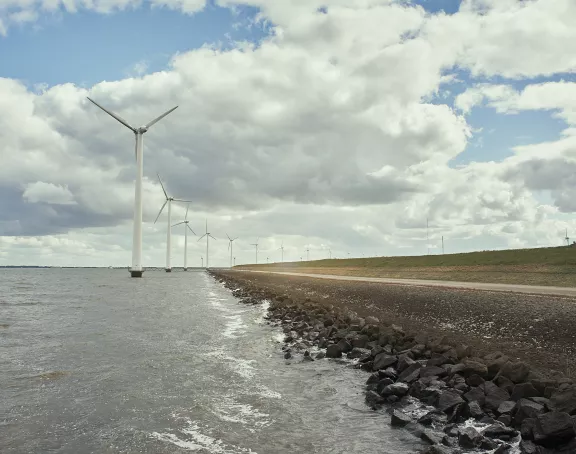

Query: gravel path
(221, 270), (576, 379)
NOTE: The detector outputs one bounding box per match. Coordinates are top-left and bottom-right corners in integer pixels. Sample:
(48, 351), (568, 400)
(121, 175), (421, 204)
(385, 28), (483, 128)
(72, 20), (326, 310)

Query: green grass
(237, 246), (576, 269)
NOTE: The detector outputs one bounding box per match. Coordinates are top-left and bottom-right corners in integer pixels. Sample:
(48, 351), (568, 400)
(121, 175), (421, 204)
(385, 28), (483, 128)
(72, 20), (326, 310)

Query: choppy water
(0, 269), (422, 453)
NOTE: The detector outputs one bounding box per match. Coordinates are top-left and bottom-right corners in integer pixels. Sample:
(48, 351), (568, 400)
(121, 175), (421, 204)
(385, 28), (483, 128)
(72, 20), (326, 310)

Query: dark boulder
(347, 347), (371, 359)
(390, 409), (412, 427)
(284, 351), (292, 359)
(499, 361), (530, 384)
(511, 383), (540, 402)
(482, 423), (518, 440)
(498, 414), (512, 426)
(484, 351), (510, 378)
(351, 334), (370, 349)
(460, 358), (488, 377)
(398, 362), (422, 383)
(480, 437), (499, 450)
(521, 418), (536, 440)
(549, 385), (576, 415)
(418, 410), (447, 427)
(438, 390), (465, 413)
(421, 429), (443, 445)
(373, 353), (397, 370)
(315, 351), (326, 360)
(427, 354), (450, 367)
(326, 344), (342, 358)
(497, 400), (516, 415)
(484, 381), (511, 411)
(514, 399), (545, 426)
(376, 378), (394, 394)
(397, 355), (416, 373)
(458, 427), (482, 448)
(420, 366), (447, 378)
(533, 411), (576, 447)
(467, 374), (485, 387)
(380, 382), (410, 397)
(464, 387), (486, 406)
(496, 375), (515, 393)
(420, 445), (452, 454)
(519, 440), (538, 454)
(365, 390), (385, 409)
(336, 339), (352, 353)
(468, 401), (485, 419)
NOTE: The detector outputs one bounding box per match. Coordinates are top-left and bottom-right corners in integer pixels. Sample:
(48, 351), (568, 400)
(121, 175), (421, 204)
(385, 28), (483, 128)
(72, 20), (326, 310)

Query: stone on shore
(533, 411), (576, 447)
(458, 427), (482, 448)
(390, 409), (412, 427)
(438, 390), (464, 413)
(326, 344), (342, 358)
(373, 353), (397, 370)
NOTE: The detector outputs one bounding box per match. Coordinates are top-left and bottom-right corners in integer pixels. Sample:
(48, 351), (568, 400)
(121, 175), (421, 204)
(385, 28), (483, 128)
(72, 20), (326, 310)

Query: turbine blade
(87, 97), (136, 132)
(144, 106), (178, 129)
(154, 200), (167, 224)
(185, 204), (189, 220)
(172, 199), (192, 203)
(187, 224), (196, 235)
(209, 234), (216, 240)
(226, 232), (231, 241)
(157, 173), (168, 199)
(198, 234), (207, 242)
(228, 242), (230, 250)
(172, 222), (185, 227)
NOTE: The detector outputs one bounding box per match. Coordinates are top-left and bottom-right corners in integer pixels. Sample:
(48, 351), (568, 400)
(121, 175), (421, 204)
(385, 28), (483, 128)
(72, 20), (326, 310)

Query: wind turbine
(226, 233), (238, 268)
(198, 220), (216, 268)
(328, 248), (332, 259)
(154, 174), (191, 272)
(201, 256), (204, 268)
(278, 241), (285, 263)
(251, 238), (259, 264)
(305, 246), (310, 261)
(566, 228), (570, 246)
(172, 205), (196, 271)
(86, 97), (178, 278)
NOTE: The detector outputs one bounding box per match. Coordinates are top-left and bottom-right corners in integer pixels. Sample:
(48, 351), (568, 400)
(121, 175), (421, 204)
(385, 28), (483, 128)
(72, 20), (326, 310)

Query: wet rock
(533, 411), (576, 447)
(391, 409), (412, 427)
(398, 363), (422, 383)
(519, 440), (538, 454)
(418, 410), (448, 427)
(326, 344), (342, 358)
(483, 423), (518, 440)
(464, 387), (486, 406)
(302, 355), (314, 362)
(444, 424), (459, 437)
(421, 429), (443, 445)
(480, 437), (499, 450)
(497, 400), (516, 415)
(365, 390), (386, 409)
(438, 390), (465, 413)
(514, 399), (545, 426)
(498, 414), (512, 426)
(373, 353), (397, 370)
(376, 378), (394, 394)
(427, 354), (450, 368)
(467, 374), (485, 387)
(336, 339), (353, 353)
(460, 358), (488, 377)
(381, 382), (410, 397)
(496, 375), (515, 394)
(500, 361), (530, 384)
(397, 355), (416, 373)
(484, 381), (511, 411)
(284, 351), (292, 359)
(420, 446), (452, 454)
(485, 352), (510, 379)
(521, 418), (536, 440)
(446, 402), (470, 424)
(347, 347), (371, 359)
(458, 427), (482, 448)
(351, 334), (370, 349)
(468, 401), (485, 419)
(549, 385), (576, 415)
(380, 367), (398, 380)
(420, 366), (447, 378)
(315, 351), (326, 360)
(511, 383), (540, 401)
(494, 444), (512, 454)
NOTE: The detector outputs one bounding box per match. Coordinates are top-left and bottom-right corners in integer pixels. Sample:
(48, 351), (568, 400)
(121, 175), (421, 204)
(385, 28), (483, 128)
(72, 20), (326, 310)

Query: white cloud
(22, 181), (77, 205)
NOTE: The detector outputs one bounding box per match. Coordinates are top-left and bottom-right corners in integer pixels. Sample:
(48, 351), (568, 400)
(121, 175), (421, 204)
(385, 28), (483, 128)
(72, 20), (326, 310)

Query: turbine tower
(226, 233), (238, 268)
(172, 205), (196, 271)
(198, 219), (216, 269)
(86, 97), (178, 278)
(305, 246), (310, 261)
(251, 238), (259, 264)
(278, 241), (284, 263)
(566, 228), (570, 246)
(154, 174), (191, 272)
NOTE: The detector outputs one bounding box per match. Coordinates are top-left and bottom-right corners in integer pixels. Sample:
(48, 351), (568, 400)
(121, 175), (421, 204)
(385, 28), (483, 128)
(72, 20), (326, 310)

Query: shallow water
(0, 269), (422, 453)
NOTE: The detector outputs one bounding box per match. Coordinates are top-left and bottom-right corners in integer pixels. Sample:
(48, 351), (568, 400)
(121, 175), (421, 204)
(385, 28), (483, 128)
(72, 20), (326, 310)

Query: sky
(1, 0), (576, 268)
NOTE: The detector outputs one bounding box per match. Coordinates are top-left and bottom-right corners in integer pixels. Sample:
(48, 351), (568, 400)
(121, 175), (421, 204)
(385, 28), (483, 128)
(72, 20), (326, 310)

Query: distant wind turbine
(226, 233), (238, 268)
(172, 204), (196, 271)
(86, 97), (178, 277)
(154, 174), (191, 273)
(198, 219), (216, 268)
(305, 246), (310, 261)
(201, 256), (203, 268)
(251, 238), (259, 264)
(278, 241), (285, 263)
(328, 248), (332, 259)
(566, 228), (570, 246)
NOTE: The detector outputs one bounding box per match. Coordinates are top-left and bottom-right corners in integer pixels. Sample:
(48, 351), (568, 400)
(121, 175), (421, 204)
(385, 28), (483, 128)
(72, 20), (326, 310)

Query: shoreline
(211, 270), (576, 454)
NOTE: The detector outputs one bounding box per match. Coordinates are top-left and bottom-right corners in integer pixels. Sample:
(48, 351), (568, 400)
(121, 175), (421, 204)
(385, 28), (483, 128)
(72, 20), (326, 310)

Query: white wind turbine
(172, 205), (196, 271)
(154, 174), (191, 272)
(86, 97), (178, 278)
(226, 233), (238, 268)
(198, 219), (216, 269)
(278, 241), (285, 263)
(251, 238), (259, 264)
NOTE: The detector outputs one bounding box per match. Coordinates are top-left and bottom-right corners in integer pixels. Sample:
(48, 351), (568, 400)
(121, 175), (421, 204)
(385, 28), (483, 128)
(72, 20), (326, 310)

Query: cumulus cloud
(1, 0), (576, 266)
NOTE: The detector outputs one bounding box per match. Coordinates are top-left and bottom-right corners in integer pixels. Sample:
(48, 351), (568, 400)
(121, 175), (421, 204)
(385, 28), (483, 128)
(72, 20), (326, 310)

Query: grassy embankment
(235, 246), (576, 287)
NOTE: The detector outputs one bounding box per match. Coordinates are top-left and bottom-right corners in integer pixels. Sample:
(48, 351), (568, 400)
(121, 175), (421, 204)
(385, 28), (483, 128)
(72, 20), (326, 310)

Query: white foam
(211, 398), (271, 429)
(151, 419), (257, 453)
(204, 349), (256, 379)
(223, 314), (247, 338)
